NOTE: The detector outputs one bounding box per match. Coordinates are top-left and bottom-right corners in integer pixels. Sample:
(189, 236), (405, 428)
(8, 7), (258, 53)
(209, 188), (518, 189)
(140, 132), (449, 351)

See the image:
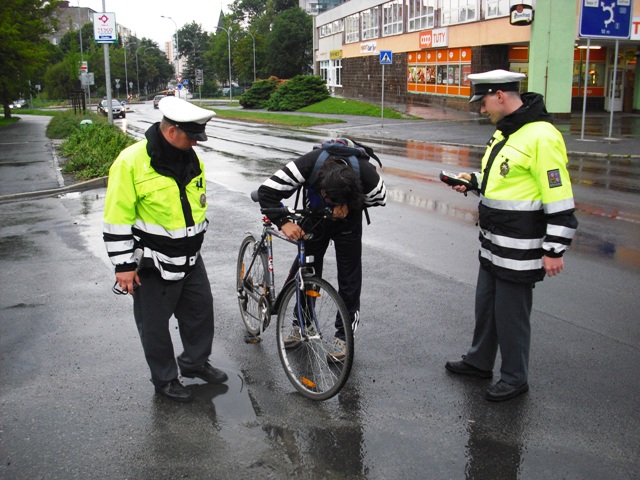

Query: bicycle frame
(240, 217), (317, 334)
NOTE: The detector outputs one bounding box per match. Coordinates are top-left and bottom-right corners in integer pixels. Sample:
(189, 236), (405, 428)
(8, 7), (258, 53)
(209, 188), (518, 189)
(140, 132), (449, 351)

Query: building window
(361, 7), (380, 40)
(408, 0), (436, 32)
(320, 60), (330, 83)
(345, 13), (360, 43)
(485, 0), (509, 18)
(320, 59), (342, 88)
(441, 0), (478, 26)
(383, 0), (404, 36)
(334, 59), (343, 87)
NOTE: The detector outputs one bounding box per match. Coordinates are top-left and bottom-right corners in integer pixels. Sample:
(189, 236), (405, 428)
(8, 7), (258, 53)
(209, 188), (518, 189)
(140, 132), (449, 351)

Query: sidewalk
(307, 105), (640, 160)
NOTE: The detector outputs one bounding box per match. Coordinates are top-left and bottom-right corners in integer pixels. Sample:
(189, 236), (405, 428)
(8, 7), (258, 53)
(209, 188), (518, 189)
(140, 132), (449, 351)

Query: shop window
(407, 48), (472, 97)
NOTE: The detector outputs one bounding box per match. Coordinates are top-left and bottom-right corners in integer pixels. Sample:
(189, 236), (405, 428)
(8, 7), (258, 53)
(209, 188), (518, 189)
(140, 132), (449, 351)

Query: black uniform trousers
(290, 214), (363, 340)
(133, 256), (214, 387)
(465, 266), (533, 386)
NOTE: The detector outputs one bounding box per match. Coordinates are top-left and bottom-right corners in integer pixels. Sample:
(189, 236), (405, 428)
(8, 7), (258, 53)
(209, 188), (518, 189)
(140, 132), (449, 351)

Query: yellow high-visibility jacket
(103, 135), (208, 281)
(470, 93), (578, 284)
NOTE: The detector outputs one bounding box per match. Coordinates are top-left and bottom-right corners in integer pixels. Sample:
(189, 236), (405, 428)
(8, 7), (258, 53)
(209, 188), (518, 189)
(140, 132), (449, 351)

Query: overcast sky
(81, 0), (227, 48)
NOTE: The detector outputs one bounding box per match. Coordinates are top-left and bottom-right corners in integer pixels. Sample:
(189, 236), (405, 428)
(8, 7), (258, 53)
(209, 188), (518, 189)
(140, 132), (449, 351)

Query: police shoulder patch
(547, 169), (562, 188)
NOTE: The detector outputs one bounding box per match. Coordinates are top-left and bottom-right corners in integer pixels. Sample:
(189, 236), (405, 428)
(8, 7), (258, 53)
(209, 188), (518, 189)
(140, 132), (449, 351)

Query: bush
(59, 123), (135, 179)
(239, 77), (282, 109)
(46, 110), (105, 139)
(266, 75), (329, 112)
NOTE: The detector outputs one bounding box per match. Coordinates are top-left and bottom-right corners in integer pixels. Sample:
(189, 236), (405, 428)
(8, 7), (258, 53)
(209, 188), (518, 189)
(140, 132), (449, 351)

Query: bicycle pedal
(244, 334), (262, 344)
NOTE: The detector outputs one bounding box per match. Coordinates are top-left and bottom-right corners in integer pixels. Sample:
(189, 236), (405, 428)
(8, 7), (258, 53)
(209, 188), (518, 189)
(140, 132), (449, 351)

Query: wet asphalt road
(0, 112), (639, 479)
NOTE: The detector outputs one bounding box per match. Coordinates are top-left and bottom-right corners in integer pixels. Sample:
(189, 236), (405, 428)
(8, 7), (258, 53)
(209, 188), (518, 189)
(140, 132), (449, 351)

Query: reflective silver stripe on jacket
(480, 229), (543, 249)
(480, 196), (543, 211)
(134, 218), (208, 239)
(480, 247), (543, 271)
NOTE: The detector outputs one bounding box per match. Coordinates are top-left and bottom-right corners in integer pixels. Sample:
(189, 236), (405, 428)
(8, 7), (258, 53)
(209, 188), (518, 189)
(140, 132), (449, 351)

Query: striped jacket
(257, 147), (386, 227)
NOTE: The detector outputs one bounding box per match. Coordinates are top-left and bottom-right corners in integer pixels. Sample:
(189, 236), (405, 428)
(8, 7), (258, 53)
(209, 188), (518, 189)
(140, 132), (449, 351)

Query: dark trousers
(133, 257), (214, 387)
(465, 266), (533, 386)
(289, 216), (363, 339)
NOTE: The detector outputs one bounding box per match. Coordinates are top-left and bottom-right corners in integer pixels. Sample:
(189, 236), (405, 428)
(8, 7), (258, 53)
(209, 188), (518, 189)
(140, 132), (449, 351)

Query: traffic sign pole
(379, 50), (392, 129)
(381, 64), (385, 128)
(578, 0), (633, 141)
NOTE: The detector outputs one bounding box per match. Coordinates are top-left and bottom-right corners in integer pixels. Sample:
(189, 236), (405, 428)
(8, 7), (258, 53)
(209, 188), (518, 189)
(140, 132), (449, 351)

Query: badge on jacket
(500, 160), (510, 177)
(200, 193), (207, 207)
(547, 169), (562, 188)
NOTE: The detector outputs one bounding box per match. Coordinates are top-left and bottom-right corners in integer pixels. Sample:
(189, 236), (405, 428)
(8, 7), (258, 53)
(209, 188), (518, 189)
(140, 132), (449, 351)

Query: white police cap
(158, 96), (216, 141)
(468, 69), (526, 103)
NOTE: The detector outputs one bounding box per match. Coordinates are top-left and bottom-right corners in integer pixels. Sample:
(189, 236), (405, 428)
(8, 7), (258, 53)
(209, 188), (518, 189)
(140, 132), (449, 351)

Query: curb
(0, 177), (108, 203)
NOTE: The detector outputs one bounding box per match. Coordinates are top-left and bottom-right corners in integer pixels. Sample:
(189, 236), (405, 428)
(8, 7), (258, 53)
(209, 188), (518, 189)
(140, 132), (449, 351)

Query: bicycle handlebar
(251, 190), (332, 220)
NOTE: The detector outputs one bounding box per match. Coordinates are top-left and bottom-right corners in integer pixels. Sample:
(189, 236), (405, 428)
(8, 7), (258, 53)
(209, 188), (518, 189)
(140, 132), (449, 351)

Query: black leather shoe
(181, 363), (228, 384)
(155, 379), (193, 403)
(485, 380), (529, 402)
(445, 357), (493, 378)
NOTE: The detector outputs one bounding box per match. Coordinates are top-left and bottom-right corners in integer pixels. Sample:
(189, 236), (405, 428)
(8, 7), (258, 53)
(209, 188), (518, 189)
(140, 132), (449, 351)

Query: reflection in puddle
(387, 187), (477, 223)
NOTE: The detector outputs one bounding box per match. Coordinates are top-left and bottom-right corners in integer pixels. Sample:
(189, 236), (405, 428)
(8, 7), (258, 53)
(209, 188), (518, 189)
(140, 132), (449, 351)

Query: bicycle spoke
(237, 235), (269, 337)
(276, 277), (354, 401)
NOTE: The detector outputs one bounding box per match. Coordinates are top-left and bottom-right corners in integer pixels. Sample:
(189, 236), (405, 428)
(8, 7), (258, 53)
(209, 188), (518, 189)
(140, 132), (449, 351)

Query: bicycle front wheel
(237, 234), (269, 336)
(276, 276), (354, 401)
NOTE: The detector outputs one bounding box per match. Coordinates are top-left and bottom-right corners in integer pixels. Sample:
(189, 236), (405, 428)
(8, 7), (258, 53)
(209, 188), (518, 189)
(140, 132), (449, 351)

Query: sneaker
(284, 326), (302, 349)
(327, 337), (346, 363)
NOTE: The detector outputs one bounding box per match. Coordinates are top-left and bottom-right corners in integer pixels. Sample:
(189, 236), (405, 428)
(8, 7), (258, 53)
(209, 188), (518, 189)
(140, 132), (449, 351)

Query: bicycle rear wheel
(276, 276), (354, 401)
(237, 234), (269, 337)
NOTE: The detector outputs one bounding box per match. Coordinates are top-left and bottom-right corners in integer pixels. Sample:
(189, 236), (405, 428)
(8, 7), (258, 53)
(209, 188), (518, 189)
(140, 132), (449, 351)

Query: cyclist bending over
(257, 138), (386, 361)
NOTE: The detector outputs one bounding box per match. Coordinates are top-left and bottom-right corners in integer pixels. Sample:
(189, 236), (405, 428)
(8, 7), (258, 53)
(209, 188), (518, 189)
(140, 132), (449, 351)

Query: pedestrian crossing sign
(379, 51), (393, 65)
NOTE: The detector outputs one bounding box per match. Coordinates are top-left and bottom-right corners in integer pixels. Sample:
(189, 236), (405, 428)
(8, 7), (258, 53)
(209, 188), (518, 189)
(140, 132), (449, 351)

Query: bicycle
(236, 191), (354, 401)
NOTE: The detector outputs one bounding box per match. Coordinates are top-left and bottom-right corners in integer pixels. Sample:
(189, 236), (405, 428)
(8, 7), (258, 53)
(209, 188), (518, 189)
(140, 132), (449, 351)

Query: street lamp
(123, 37), (129, 100)
(247, 31), (256, 83)
(136, 45), (155, 96)
(161, 15), (179, 83)
(215, 26), (232, 101)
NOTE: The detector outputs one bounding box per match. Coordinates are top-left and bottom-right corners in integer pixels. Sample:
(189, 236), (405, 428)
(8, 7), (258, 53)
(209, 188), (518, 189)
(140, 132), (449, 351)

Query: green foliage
(46, 110), (105, 139)
(0, 0), (63, 117)
(299, 97), (407, 119)
(267, 75), (329, 111)
(59, 122), (135, 179)
(266, 8), (312, 78)
(43, 56), (82, 99)
(212, 108), (344, 127)
(239, 77), (282, 109)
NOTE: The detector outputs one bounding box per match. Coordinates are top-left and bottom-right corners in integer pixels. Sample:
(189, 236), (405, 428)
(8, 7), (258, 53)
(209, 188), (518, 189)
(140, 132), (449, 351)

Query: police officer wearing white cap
(443, 70), (578, 401)
(104, 96), (227, 403)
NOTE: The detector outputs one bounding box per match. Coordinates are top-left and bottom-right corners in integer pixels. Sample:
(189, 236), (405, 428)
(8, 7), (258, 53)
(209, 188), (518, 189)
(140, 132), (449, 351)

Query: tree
(0, 0), (62, 117)
(266, 8), (312, 79)
(177, 23), (209, 93)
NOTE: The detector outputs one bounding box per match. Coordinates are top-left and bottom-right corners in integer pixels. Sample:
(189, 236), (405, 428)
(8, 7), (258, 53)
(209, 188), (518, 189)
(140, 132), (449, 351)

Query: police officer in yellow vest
(444, 70), (578, 401)
(104, 96), (227, 403)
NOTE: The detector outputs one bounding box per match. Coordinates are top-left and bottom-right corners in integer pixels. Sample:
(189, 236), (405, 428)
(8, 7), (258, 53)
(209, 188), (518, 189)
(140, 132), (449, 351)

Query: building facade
(314, 0), (640, 114)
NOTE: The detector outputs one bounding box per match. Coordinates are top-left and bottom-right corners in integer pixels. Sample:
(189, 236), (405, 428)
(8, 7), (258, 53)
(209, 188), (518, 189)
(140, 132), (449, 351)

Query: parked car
(97, 99), (126, 119)
(10, 99), (27, 109)
(153, 94), (166, 109)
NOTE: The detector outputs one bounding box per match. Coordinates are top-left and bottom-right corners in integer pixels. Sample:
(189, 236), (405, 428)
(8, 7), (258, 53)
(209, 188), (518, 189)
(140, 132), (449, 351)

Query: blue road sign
(379, 50), (392, 65)
(579, 0), (632, 39)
